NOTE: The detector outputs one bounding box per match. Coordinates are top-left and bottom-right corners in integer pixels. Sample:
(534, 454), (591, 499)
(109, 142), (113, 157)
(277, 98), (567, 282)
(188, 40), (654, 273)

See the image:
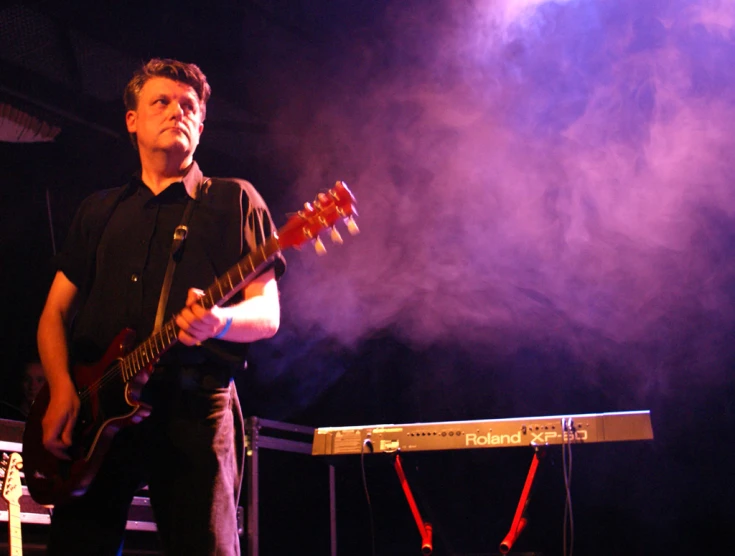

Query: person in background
(0, 360), (46, 420)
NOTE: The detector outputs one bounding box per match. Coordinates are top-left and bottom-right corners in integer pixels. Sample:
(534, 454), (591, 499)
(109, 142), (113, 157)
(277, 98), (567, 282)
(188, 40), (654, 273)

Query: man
(36, 58), (284, 555)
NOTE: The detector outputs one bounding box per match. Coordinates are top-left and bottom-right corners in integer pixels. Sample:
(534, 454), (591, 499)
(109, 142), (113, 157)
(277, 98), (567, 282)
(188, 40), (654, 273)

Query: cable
(360, 438), (377, 556)
(562, 418), (574, 556)
(45, 188), (57, 256)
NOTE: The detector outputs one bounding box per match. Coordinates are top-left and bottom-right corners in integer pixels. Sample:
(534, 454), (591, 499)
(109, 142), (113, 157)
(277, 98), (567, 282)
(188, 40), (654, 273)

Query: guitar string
(76, 321), (177, 403)
(75, 265), (238, 402)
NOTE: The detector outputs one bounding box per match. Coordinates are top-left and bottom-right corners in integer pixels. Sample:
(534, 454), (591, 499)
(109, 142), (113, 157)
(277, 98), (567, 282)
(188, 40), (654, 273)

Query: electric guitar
(22, 181), (357, 506)
(1, 452), (23, 556)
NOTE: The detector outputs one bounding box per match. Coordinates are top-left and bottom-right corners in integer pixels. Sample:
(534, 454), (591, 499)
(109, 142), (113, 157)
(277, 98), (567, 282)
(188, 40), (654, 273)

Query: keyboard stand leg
(393, 453), (433, 555)
(499, 447), (545, 554)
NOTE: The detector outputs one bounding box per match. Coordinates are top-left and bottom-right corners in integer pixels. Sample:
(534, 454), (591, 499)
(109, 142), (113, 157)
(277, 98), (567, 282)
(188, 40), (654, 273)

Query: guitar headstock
(0, 452), (23, 505)
(276, 181), (358, 254)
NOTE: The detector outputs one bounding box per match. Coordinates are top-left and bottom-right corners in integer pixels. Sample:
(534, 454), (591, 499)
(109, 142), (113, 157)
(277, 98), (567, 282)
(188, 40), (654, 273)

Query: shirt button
(131, 273), (139, 282)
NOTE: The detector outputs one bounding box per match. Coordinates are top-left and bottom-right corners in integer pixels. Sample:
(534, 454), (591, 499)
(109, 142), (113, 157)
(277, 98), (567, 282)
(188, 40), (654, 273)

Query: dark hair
(124, 58), (211, 118)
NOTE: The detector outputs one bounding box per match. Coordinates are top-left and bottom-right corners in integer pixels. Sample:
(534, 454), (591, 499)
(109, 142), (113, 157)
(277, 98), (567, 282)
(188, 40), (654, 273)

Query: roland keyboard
(311, 410), (653, 456)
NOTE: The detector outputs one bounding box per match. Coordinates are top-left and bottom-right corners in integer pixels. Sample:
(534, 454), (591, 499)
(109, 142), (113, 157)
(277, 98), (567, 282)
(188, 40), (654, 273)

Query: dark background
(2, 1), (734, 555)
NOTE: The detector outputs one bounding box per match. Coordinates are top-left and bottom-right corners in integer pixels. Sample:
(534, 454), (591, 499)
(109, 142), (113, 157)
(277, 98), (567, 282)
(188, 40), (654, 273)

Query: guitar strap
(153, 178), (207, 333)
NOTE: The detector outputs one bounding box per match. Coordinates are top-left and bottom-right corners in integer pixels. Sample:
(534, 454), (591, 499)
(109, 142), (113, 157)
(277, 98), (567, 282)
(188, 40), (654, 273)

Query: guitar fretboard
(7, 501), (21, 556)
(118, 237), (279, 382)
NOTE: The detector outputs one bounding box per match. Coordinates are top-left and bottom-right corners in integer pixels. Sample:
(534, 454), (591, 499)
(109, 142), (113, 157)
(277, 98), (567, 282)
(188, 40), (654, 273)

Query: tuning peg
(314, 236), (327, 256)
(345, 216), (359, 235)
(317, 192), (330, 205)
(330, 226), (343, 244)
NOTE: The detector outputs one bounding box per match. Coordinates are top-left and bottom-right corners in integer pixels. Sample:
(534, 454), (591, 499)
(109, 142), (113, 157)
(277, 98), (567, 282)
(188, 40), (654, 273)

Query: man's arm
(37, 271), (81, 459)
(176, 267), (280, 346)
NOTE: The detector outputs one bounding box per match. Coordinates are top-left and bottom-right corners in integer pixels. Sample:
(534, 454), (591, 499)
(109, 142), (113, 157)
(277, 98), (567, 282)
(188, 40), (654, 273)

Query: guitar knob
(345, 216), (359, 235)
(330, 227), (343, 244)
(314, 236), (327, 256)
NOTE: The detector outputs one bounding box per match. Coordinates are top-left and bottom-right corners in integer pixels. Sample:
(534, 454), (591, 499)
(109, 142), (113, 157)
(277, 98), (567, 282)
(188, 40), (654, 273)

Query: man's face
(126, 76), (204, 159)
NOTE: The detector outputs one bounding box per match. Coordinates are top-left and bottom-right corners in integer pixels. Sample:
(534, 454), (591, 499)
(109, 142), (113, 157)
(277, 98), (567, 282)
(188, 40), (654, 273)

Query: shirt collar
(126, 161), (205, 200)
(182, 161), (204, 199)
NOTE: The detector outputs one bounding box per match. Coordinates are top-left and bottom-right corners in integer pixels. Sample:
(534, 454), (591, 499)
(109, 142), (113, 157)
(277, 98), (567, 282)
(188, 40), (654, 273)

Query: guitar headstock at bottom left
(1, 451), (23, 505)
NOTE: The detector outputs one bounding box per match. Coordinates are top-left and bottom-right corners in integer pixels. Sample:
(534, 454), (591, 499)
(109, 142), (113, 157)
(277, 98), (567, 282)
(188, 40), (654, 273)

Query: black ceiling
(0, 0), (381, 158)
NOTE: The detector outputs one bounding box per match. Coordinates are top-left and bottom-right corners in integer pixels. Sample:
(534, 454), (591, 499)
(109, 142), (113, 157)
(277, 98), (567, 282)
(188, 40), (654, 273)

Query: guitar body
(23, 328), (152, 506)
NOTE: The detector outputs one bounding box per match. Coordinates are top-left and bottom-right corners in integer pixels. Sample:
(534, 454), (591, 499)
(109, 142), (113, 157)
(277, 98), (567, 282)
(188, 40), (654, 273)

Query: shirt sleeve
(240, 180), (287, 280)
(55, 194), (98, 289)
(54, 187), (125, 293)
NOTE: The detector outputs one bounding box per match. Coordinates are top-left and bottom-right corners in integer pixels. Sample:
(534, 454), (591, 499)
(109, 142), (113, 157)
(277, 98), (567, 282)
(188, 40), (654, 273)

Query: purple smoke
(250, 0), (735, 415)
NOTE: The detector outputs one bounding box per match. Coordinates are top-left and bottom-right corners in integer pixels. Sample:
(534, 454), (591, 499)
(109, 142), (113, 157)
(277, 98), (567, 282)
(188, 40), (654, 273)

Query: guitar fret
(8, 503), (21, 556)
(255, 247), (266, 266)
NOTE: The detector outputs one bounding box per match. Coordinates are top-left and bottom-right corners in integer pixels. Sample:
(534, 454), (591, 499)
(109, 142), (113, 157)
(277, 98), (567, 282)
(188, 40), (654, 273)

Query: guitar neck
(119, 237), (280, 382)
(199, 238), (280, 310)
(7, 501), (22, 556)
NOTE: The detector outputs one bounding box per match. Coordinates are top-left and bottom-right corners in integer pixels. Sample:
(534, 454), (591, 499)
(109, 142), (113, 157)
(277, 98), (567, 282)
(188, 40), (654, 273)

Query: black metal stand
(245, 416), (336, 556)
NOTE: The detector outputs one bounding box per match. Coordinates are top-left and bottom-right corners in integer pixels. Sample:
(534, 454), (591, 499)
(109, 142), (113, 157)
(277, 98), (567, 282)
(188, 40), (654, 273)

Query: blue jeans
(48, 376), (245, 556)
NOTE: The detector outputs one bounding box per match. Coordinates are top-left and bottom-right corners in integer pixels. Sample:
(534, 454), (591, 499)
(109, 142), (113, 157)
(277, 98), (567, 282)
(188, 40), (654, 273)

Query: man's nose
(168, 102), (185, 119)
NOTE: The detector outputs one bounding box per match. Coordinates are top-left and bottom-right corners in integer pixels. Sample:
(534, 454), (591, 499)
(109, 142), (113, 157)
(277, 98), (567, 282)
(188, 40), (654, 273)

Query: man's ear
(126, 110), (137, 133)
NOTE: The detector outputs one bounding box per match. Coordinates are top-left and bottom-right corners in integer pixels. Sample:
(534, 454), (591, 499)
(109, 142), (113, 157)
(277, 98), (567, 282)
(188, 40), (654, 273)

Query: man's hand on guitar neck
(42, 379), (80, 460)
(175, 288), (229, 346)
(174, 270), (280, 346)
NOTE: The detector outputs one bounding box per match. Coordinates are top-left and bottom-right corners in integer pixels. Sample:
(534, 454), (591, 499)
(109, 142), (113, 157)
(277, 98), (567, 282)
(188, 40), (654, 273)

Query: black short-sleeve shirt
(57, 162), (285, 370)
